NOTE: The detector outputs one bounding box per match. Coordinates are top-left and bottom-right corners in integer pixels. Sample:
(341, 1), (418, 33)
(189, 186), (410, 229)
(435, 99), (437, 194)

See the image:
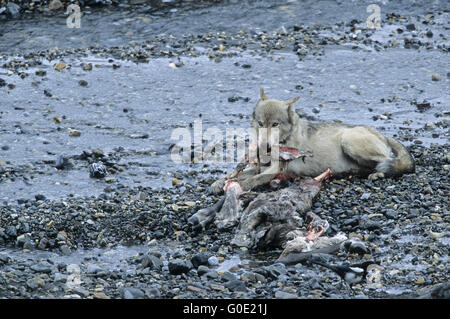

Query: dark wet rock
(406, 23), (416, 31)
(267, 263), (287, 277)
(78, 80), (88, 87)
(197, 265), (209, 276)
(429, 282), (450, 299)
(241, 271), (265, 283)
(0, 254), (10, 265)
(227, 96), (250, 103)
(89, 162), (107, 178)
(343, 239), (369, 255)
(362, 220), (381, 231)
(384, 209), (398, 219)
(5, 225), (17, 238)
(343, 217), (359, 228)
(35, 194), (46, 201)
(412, 100), (432, 113)
(5, 2), (20, 18)
(205, 270), (219, 280)
(191, 252), (209, 268)
(37, 238), (48, 250)
(224, 279), (247, 292)
(168, 259), (193, 275)
(35, 70), (46, 76)
(221, 271), (237, 282)
(0, 78), (6, 87)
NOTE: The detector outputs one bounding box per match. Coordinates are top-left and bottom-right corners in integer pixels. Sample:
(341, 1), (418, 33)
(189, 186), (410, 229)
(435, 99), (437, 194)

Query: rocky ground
(0, 143), (448, 299)
(0, 0), (449, 299)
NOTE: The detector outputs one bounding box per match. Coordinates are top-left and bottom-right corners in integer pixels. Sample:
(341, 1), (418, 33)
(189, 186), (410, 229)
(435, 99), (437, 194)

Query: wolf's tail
(376, 138), (415, 177)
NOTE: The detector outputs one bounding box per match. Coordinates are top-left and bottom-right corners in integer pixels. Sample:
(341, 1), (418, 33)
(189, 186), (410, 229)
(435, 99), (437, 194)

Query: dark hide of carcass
(188, 146), (347, 264)
(231, 178), (323, 249)
(189, 171), (347, 264)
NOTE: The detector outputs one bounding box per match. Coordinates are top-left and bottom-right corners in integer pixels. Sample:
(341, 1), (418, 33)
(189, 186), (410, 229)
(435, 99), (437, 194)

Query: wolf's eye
(258, 121), (264, 127)
(272, 122), (279, 127)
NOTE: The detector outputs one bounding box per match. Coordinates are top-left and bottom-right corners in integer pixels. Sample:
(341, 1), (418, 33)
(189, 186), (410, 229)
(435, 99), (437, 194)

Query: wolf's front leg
(210, 176), (228, 194)
(238, 165), (281, 191)
(210, 167), (259, 194)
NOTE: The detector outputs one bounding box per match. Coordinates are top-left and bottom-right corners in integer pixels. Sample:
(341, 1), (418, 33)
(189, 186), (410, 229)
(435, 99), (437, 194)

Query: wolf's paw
(368, 172), (385, 180)
(210, 179), (226, 194)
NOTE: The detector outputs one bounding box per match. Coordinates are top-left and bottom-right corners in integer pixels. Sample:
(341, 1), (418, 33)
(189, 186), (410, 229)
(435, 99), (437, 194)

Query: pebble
(68, 129), (81, 137)
(424, 122), (436, 130)
(221, 271), (237, 282)
(5, 2), (20, 18)
(27, 276), (45, 290)
(207, 256), (219, 266)
(224, 279), (247, 292)
(93, 292), (110, 299)
(121, 287), (145, 299)
(49, 0), (63, 11)
(54, 62), (66, 71)
(275, 290), (298, 299)
(168, 259), (193, 275)
(431, 74), (441, 81)
(141, 254), (163, 270)
(83, 63), (93, 71)
(406, 23), (416, 31)
(89, 162), (107, 178)
(35, 194), (46, 201)
(31, 261), (53, 273)
(191, 253), (209, 268)
(360, 193), (371, 200)
(197, 265), (209, 276)
(86, 264), (102, 274)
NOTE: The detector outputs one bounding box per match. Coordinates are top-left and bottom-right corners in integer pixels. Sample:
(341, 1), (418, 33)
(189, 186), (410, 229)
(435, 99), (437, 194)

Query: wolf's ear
(286, 97), (299, 125)
(285, 96), (299, 106)
(260, 88), (268, 101)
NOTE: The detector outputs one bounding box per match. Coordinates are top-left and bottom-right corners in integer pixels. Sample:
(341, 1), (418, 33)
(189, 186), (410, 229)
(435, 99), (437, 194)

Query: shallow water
(1, 0), (448, 54)
(1, 47), (448, 202)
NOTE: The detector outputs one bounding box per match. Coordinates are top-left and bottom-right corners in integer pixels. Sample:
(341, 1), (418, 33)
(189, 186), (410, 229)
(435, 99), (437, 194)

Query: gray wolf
(211, 88), (415, 194)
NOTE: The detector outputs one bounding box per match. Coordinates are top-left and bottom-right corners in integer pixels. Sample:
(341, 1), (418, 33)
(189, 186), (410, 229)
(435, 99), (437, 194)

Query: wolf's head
(251, 89), (300, 161)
